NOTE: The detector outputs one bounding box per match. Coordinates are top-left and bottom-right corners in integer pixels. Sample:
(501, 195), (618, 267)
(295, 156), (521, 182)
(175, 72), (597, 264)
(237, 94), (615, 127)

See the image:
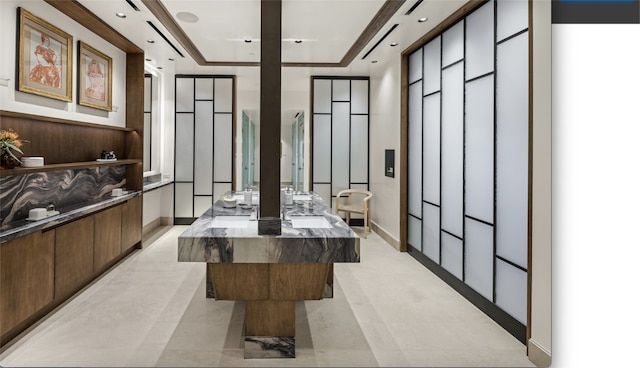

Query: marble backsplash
(0, 166), (126, 225)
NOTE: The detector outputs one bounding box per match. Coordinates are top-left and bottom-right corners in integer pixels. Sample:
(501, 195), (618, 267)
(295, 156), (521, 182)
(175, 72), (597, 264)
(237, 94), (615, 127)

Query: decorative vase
(1, 150), (18, 169)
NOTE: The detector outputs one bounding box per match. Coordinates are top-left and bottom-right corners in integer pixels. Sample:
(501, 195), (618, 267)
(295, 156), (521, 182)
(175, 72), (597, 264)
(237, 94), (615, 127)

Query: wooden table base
(206, 263), (331, 358)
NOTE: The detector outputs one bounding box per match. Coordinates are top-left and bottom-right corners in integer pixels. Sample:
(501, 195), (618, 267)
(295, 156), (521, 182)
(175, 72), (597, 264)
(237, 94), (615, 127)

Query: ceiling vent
(146, 21), (185, 57)
(404, 0), (424, 15)
(125, 0), (140, 12)
(361, 24), (399, 60)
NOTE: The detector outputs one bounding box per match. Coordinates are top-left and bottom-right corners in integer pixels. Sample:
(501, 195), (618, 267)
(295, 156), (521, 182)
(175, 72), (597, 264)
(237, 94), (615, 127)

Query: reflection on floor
(0, 226), (535, 367)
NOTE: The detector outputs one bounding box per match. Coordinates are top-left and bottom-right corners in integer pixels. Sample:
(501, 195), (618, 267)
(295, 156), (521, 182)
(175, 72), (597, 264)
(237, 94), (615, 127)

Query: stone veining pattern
(178, 192), (360, 264)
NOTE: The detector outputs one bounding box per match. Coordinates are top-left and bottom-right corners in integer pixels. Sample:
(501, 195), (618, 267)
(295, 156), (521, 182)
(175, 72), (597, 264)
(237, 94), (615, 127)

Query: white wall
(0, 1), (126, 127)
(143, 185), (174, 227)
(530, 0), (552, 362)
(369, 56), (402, 246)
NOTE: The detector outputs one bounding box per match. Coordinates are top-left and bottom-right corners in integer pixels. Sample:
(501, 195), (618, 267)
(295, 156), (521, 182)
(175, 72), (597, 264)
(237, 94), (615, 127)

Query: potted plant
(0, 129), (28, 169)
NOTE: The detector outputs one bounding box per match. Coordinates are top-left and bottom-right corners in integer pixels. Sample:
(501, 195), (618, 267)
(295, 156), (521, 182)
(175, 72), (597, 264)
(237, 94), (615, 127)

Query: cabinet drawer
(54, 216), (94, 298)
(0, 231), (55, 334)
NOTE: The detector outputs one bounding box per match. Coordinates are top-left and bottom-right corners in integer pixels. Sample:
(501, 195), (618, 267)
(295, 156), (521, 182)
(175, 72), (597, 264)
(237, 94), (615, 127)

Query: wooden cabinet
(54, 216), (95, 299)
(94, 205), (122, 272)
(121, 195), (142, 251)
(0, 231), (55, 337)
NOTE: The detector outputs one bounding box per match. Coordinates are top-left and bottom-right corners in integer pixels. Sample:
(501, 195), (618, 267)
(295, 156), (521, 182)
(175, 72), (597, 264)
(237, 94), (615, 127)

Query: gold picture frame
(77, 41), (112, 111)
(16, 7), (73, 102)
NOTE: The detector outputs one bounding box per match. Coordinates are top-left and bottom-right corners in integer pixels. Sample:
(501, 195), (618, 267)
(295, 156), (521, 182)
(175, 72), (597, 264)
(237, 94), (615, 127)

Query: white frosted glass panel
(351, 80), (368, 114)
(195, 78), (213, 100)
(423, 36), (441, 95)
(215, 78), (233, 112)
(409, 50), (423, 83)
(440, 62), (464, 237)
(496, 259), (527, 324)
(497, 0), (528, 42)
(175, 78), (194, 112)
(175, 114), (194, 181)
(441, 232), (462, 280)
(314, 79), (332, 113)
(313, 114), (331, 182)
(350, 183), (368, 191)
(332, 103), (350, 196)
(466, 1), (495, 80)
(408, 216), (422, 251)
(408, 82), (423, 217)
(422, 203), (440, 263)
(423, 93), (440, 204)
(213, 114), (233, 182)
(464, 219), (494, 300)
(496, 32), (528, 268)
(174, 183), (193, 217)
(442, 21), (464, 67)
(213, 183), (232, 202)
(194, 196), (212, 217)
(465, 75), (494, 223)
(350, 115), (368, 183)
(144, 113), (151, 171)
(332, 80), (350, 101)
(144, 77), (151, 111)
(194, 102), (214, 195)
(313, 184), (331, 209)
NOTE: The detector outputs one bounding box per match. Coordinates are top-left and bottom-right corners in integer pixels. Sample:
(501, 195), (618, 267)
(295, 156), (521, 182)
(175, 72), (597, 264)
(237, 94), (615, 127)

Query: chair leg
(363, 209), (368, 239)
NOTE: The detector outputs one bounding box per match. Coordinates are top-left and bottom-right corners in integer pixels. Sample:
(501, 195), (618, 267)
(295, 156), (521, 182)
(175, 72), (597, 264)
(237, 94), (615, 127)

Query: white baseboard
(143, 217), (172, 238)
(528, 338), (551, 367)
(371, 221), (400, 250)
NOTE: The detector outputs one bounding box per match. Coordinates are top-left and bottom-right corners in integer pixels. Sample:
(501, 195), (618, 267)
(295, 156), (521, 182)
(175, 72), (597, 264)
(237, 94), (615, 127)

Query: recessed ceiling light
(147, 39), (155, 43)
(115, 12), (126, 18)
(176, 12), (199, 23)
(418, 17), (428, 23)
(390, 42), (398, 47)
(294, 40), (302, 44)
(145, 58), (152, 61)
(157, 67), (163, 70)
(371, 60), (378, 64)
(168, 58), (174, 61)
(244, 39), (252, 43)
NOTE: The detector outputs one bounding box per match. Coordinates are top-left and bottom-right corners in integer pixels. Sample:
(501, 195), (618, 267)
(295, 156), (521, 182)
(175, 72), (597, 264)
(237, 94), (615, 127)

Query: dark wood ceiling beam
(44, 0), (142, 54)
(141, 0), (404, 67)
(340, 0), (406, 65)
(140, 0), (205, 63)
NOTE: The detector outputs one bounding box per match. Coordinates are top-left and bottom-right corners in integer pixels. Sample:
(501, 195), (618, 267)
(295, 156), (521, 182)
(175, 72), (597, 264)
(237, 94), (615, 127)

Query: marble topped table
(178, 191), (360, 358)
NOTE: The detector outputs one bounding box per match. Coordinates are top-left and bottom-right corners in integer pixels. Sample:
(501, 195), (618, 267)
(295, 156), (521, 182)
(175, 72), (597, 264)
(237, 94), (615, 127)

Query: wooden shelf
(0, 159), (141, 177)
(0, 110), (134, 132)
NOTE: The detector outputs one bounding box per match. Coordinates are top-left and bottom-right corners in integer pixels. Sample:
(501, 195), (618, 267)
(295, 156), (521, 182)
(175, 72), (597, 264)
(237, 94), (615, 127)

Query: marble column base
(244, 336), (295, 358)
(323, 282), (333, 298)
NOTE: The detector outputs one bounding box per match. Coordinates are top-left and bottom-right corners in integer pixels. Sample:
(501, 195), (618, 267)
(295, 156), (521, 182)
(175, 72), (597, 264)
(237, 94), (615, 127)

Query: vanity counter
(177, 191), (360, 264)
(177, 191), (360, 359)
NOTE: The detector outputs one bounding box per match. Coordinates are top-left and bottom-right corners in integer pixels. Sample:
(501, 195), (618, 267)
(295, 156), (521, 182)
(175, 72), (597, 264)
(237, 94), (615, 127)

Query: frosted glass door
(312, 78), (369, 209)
(175, 76), (234, 222)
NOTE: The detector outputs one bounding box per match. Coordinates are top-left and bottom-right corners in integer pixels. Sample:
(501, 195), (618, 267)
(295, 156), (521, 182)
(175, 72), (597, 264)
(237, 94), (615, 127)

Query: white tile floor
(0, 226), (535, 367)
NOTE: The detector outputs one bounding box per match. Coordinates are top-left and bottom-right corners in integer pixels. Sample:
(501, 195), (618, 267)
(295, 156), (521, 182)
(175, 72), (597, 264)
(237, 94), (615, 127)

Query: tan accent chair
(335, 189), (373, 238)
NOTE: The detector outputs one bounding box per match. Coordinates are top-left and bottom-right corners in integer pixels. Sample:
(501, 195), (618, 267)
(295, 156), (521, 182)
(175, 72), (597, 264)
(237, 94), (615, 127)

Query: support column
(258, 0), (282, 235)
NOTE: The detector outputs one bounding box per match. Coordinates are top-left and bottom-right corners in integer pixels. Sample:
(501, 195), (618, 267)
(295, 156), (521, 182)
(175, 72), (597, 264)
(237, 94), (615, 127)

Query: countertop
(178, 191), (360, 264)
(0, 191), (142, 244)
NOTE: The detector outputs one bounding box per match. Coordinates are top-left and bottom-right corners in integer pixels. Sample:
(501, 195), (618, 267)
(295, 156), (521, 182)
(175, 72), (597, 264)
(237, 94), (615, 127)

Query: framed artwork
(77, 41), (112, 111)
(16, 7), (73, 102)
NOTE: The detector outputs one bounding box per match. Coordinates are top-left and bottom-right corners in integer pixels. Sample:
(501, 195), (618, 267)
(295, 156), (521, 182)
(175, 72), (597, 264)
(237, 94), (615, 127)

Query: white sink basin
(290, 216), (332, 229)
(209, 216), (251, 228)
